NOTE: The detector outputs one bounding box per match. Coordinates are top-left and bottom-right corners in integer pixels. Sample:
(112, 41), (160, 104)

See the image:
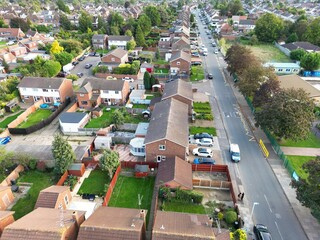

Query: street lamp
(250, 202), (259, 220)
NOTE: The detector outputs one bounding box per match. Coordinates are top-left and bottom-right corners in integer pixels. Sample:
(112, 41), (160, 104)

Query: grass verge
(279, 133), (320, 148)
(286, 155), (314, 180)
(189, 126), (217, 136)
(18, 109), (52, 128)
(78, 170), (110, 196)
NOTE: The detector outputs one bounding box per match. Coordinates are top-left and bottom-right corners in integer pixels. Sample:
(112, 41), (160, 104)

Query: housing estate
(101, 48), (129, 70)
(107, 35), (133, 50)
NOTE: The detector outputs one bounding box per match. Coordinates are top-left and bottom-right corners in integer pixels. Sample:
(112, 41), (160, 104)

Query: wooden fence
(56, 171), (69, 186)
(102, 164), (121, 206)
(121, 161), (158, 169)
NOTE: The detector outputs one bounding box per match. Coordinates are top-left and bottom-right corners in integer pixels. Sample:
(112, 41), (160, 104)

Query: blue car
(0, 136), (11, 145)
(194, 157), (216, 165)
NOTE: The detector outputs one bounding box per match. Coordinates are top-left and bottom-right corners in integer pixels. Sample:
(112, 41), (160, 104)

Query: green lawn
(0, 41), (6, 45)
(132, 104), (149, 109)
(189, 126), (217, 136)
(78, 170), (110, 196)
(279, 133), (320, 148)
(162, 201), (206, 214)
(190, 66), (205, 81)
(193, 102), (212, 113)
(11, 170), (56, 219)
(108, 176), (155, 223)
(154, 68), (169, 74)
(0, 111), (24, 128)
(18, 109), (52, 128)
(286, 155), (314, 180)
(247, 44), (291, 62)
(153, 59), (168, 64)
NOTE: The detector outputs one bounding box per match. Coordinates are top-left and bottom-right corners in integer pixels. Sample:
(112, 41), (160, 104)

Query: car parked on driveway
(196, 138), (213, 147)
(0, 136), (11, 145)
(194, 132), (213, 140)
(194, 157), (216, 164)
(192, 147), (213, 157)
(253, 224), (272, 240)
(122, 77), (134, 82)
(85, 64), (93, 69)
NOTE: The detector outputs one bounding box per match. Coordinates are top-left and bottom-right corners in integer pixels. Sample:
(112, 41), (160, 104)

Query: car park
(0, 136), (11, 145)
(208, 74), (213, 79)
(196, 138), (213, 147)
(253, 224), (272, 240)
(85, 64), (93, 69)
(192, 148), (213, 158)
(194, 132), (213, 140)
(122, 77), (134, 82)
(194, 157), (216, 165)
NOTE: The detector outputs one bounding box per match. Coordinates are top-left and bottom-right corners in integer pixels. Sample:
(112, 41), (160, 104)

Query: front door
(44, 97), (51, 103)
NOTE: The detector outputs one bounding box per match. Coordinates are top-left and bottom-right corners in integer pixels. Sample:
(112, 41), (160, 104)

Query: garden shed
(135, 164), (150, 177)
(129, 137), (145, 157)
(59, 112), (90, 133)
(94, 136), (112, 150)
(4, 99), (18, 113)
(68, 163), (85, 177)
(129, 90), (150, 104)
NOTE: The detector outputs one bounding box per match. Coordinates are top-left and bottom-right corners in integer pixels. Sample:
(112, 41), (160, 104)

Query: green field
(18, 109), (52, 128)
(279, 133), (320, 148)
(11, 170), (56, 219)
(0, 111), (23, 128)
(286, 155), (314, 180)
(162, 201), (206, 214)
(78, 170), (110, 196)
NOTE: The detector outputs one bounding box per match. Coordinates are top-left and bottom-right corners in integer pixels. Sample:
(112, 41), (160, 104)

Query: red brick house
(0, 186), (14, 210)
(162, 79), (193, 114)
(170, 50), (191, 75)
(101, 48), (128, 70)
(0, 211), (14, 237)
(17, 77), (74, 104)
(76, 77), (130, 109)
(7, 46), (27, 57)
(0, 28), (25, 41)
(145, 98), (189, 162)
(78, 207), (147, 240)
(34, 186), (72, 210)
(172, 36), (190, 52)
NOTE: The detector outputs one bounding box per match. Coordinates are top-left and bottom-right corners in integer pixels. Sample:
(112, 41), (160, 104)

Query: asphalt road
(71, 55), (101, 86)
(196, 12), (307, 240)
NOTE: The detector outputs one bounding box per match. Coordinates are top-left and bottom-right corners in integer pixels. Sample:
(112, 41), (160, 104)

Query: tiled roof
(1, 208), (85, 240)
(281, 41), (320, 52)
(34, 186), (69, 209)
(145, 98), (189, 147)
(92, 34), (107, 40)
(0, 211), (14, 221)
(108, 35), (133, 41)
(105, 48), (128, 58)
(17, 77), (67, 89)
(170, 50), (191, 62)
(77, 206), (147, 240)
(153, 211), (215, 240)
(162, 79), (193, 101)
(156, 156), (193, 189)
(79, 77), (125, 91)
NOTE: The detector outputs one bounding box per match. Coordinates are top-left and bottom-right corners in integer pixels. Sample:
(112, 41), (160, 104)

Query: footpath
(223, 69), (320, 240)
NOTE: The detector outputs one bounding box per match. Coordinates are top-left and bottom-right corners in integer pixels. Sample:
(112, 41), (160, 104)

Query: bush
(230, 229), (247, 240)
(63, 175), (78, 191)
(196, 113), (214, 121)
(28, 159), (37, 170)
(66, 74), (79, 81)
(175, 188), (204, 204)
(225, 210), (238, 224)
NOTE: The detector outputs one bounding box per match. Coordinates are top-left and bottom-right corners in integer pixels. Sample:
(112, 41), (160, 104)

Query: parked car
(83, 52), (89, 57)
(208, 36), (212, 39)
(0, 136), (11, 145)
(194, 157), (216, 164)
(77, 72), (84, 77)
(6, 41), (15, 46)
(214, 49), (218, 54)
(196, 138), (213, 147)
(72, 61), (79, 66)
(208, 73), (213, 79)
(85, 64), (93, 69)
(106, 76), (117, 80)
(253, 224), (272, 240)
(89, 52), (96, 56)
(78, 56), (85, 61)
(192, 148), (213, 157)
(122, 77), (134, 82)
(194, 132), (213, 140)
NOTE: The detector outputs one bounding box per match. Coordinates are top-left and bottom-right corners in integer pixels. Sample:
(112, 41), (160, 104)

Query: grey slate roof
(281, 41), (320, 52)
(239, 19), (255, 25)
(59, 112), (87, 123)
(92, 34), (107, 40)
(79, 77), (125, 92)
(145, 98), (188, 147)
(18, 77), (66, 89)
(162, 79), (193, 101)
(108, 35), (133, 41)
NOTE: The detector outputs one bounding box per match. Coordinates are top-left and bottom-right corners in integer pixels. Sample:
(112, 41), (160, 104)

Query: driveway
(71, 56), (101, 86)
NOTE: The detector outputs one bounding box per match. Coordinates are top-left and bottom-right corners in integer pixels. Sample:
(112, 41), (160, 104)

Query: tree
(57, 0), (70, 13)
(124, 1), (130, 8)
(150, 75), (156, 87)
(302, 17), (320, 46)
(50, 40), (64, 54)
(42, 60), (61, 77)
(230, 229), (247, 240)
(59, 14), (72, 30)
(54, 51), (73, 66)
(0, 17), (8, 28)
(238, 64), (265, 97)
(59, 39), (83, 57)
(292, 19), (308, 41)
(300, 53), (320, 71)
(2, 59), (9, 73)
(107, 12), (124, 35)
(79, 11), (93, 33)
(290, 49), (306, 61)
(249, 35), (259, 45)
(255, 13), (284, 43)
(225, 44), (256, 75)
(190, 14), (195, 23)
(228, 0), (243, 15)
(286, 33), (298, 43)
(143, 71), (151, 90)
(291, 156), (320, 221)
(255, 88), (315, 141)
(111, 109), (125, 129)
(135, 25), (146, 47)
(125, 29), (133, 36)
(126, 39), (136, 50)
(155, 48), (160, 60)
(144, 5), (161, 26)
(137, 14), (151, 36)
(52, 134), (76, 176)
(10, 17), (30, 32)
(99, 149), (120, 179)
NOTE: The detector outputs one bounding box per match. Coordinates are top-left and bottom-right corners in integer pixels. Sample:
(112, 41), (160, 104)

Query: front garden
(78, 169), (110, 196)
(189, 126), (217, 136)
(190, 66), (205, 81)
(154, 68), (169, 74)
(17, 109), (52, 128)
(193, 101), (213, 121)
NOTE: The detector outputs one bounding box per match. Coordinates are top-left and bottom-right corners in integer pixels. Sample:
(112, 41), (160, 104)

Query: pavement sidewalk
(223, 69), (320, 240)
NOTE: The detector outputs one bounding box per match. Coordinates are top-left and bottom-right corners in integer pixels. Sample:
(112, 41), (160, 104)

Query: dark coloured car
(208, 74), (213, 79)
(77, 72), (84, 77)
(85, 64), (93, 69)
(78, 56), (85, 61)
(89, 52), (96, 56)
(194, 132), (213, 140)
(194, 157), (216, 165)
(253, 224), (272, 240)
(72, 61), (79, 66)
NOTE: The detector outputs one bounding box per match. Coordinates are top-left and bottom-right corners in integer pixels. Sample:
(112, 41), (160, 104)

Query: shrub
(64, 175), (78, 191)
(225, 210), (238, 224)
(217, 212), (224, 220)
(230, 229), (247, 240)
(66, 74), (79, 81)
(28, 159), (37, 170)
(175, 188), (204, 204)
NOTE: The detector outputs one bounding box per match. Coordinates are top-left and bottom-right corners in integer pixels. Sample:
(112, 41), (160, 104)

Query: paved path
(281, 147), (320, 156)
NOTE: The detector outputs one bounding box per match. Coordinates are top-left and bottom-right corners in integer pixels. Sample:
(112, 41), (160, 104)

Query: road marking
(264, 194), (272, 213)
(275, 221), (284, 240)
(249, 136), (255, 142)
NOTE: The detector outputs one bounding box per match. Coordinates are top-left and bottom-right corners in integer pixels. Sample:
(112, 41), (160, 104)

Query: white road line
(264, 194), (272, 213)
(275, 221), (284, 240)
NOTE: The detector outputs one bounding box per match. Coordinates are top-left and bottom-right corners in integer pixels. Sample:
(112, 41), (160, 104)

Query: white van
(230, 143), (241, 162)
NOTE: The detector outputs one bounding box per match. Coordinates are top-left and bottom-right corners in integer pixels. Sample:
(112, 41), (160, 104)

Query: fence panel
(56, 171), (69, 186)
(102, 164), (121, 206)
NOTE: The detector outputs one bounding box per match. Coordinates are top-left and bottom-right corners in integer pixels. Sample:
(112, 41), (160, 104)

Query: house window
(115, 91), (119, 94)
(64, 195), (69, 205)
(24, 96), (29, 99)
(278, 69), (283, 72)
(22, 88), (26, 91)
(55, 97), (61, 102)
(111, 57), (115, 62)
(81, 101), (88, 105)
(33, 88), (38, 91)
(159, 145), (166, 150)
(177, 61), (180, 65)
(157, 155), (166, 162)
(286, 69), (291, 72)
(43, 89), (48, 92)
(103, 90), (109, 93)
(93, 90), (99, 94)
(79, 94), (84, 97)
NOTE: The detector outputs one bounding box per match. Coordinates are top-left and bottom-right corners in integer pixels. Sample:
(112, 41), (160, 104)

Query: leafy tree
(302, 17), (320, 46)
(10, 17), (30, 32)
(255, 13), (284, 42)
(290, 49), (306, 61)
(137, 14), (151, 36)
(107, 12), (124, 35)
(59, 14), (72, 30)
(112, 109), (125, 129)
(190, 14), (195, 23)
(144, 5), (161, 26)
(255, 88), (315, 141)
(225, 44), (256, 75)
(291, 156), (320, 221)
(110, 26), (120, 35)
(79, 11), (93, 33)
(150, 75), (156, 87)
(54, 51), (73, 66)
(143, 71), (151, 90)
(0, 17), (8, 28)
(286, 33), (298, 43)
(50, 40), (64, 54)
(249, 35), (259, 45)
(66, 74), (79, 81)
(155, 48), (160, 60)
(228, 0), (243, 15)
(42, 60), (61, 77)
(97, 16), (108, 34)
(126, 39), (136, 50)
(57, 0), (70, 13)
(158, 5), (170, 24)
(125, 29), (133, 37)
(52, 134), (76, 176)
(238, 63), (264, 97)
(123, 17), (137, 35)
(300, 53), (320, 71)
(59, 39), (83, 57)
(99, 149), (120, 179)
(291, 19), (308, 41)
(124, 1), (130, 8)
(1, 59), (9, 72)
(135, 25), (146, 47)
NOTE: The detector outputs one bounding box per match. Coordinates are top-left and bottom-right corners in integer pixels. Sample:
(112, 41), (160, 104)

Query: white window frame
(159, 145), (166, 151)
(64, 195), (69, 205)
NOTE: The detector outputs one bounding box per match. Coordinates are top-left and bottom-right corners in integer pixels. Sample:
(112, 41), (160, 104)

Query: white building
(107, 35), (133, 50)
(59, 112), (90, 133)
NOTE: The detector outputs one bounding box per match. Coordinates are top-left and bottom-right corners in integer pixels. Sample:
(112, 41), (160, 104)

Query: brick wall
(145, 140), (186, 162)
(0, 213), (14, 236)
(67, 102), (78, 112)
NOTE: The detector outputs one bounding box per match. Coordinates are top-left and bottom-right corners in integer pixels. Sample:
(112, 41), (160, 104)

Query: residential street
(196, 13), (308, 240)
